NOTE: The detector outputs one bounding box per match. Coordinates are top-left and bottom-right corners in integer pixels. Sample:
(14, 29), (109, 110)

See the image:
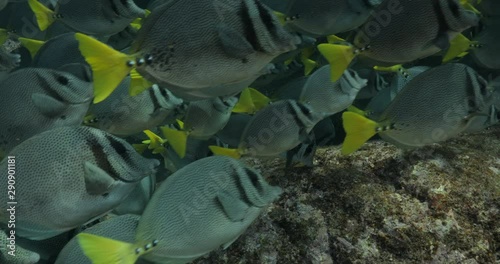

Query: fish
(0, 126), (160, 240)
(162, 96), (238, 158)
(0, 229), (40, 264)
(0, 64), (93, 156)
(55, 214), (153, 264)
(86, 82), (183, 137)
(341, 63), (498, 154)
(74, 0), (299, 103)
(28, 0), (146, 36)
(210, 99), (321, 158)
(279, 0), (383, 37)
(77, 156), (282, 264)
(318, 0), (479, 81)
(299, 66), (367, 117)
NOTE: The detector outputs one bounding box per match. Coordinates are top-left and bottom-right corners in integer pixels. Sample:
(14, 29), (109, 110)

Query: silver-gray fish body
(89, 82), (183, 136)
(377, 63), (494, 148)
(0, 65), (93, 155)
(0, 126), (159, 240)
(133, 0), (298, 98)
(53, 0), (145, 36)
(239, 99), (320, 156)
(354, 0), (479, 63)
(284, 0), (382, 36)
(136, 156), (282, 263)
(300, 66), (367, 117)
(183, 96), (238, 139)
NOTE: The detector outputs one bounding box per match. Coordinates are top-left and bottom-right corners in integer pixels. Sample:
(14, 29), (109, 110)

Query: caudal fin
(317, 44), (355, 82)
(341, 111), (379, 155)
(161, 126), (188, 158)
(75, 33), (135, 103)
(442, 34), (476, 63)
(78, 233), (141, 264)
(28, 0), (56, 31)
(18, 37), (44, 58)
(233, 88), (271, 114)
(209, 146), (242, 159)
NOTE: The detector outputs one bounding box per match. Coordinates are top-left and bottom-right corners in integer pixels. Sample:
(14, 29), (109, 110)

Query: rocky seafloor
(195, 127), (500, 264)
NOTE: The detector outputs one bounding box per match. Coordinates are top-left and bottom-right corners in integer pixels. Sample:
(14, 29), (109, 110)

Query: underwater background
(0, 0), (499, 263)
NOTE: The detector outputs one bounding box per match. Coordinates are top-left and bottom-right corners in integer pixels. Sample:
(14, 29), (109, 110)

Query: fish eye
(57, 75), (69, 86)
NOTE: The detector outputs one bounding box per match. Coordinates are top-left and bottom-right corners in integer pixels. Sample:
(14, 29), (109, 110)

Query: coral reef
(194, 127), (500, 264)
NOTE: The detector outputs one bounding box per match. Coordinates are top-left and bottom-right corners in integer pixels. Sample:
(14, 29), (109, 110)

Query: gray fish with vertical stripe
(0, 126), (159, 240)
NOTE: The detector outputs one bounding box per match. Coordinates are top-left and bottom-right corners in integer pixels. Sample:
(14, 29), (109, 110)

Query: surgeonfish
(342, 63), (499, 155)
(318, 0), (479, 81)
(162, 96), (238, 158)
(0, 64), (93, 156)
(0, 126), (159, 240)
(86, 82), (183, 136)
(77, 156), (282, 264)
(28, 0), (146, 36)
(299, 66), (367, 117)
(210, 99), (321, 158)
(74, 0), (299, 103)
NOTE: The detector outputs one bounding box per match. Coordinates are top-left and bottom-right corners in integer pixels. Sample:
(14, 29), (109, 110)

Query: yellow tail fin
(0, 29), (8, 45)
(209, 146), (242, 159)
(18, 37), (44, 58)
(346, 105), (366, 116)
(28, 0), (56, 31)
(300, 47), (317, 76)
(326, 35), (346, 44)
(233, 88), (271, 114)
(341, 111), (379, 155)
(273, 11), (287, 26)
(442, 34), (477, 63)
(143, 130), (166, 154)
(75, 33), (135, 103)
(161, 126), (188, 158)
(317, 44), (355, 82)
(132, 143), (148, 154)
(129, 69), (153, 96)
(77, 233), (141, 264)
(373, 64), (403, 73)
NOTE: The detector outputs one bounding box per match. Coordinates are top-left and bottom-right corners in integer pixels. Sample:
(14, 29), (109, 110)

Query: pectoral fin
(83, 161), (115, 195)
(31, 93), (67, 117)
